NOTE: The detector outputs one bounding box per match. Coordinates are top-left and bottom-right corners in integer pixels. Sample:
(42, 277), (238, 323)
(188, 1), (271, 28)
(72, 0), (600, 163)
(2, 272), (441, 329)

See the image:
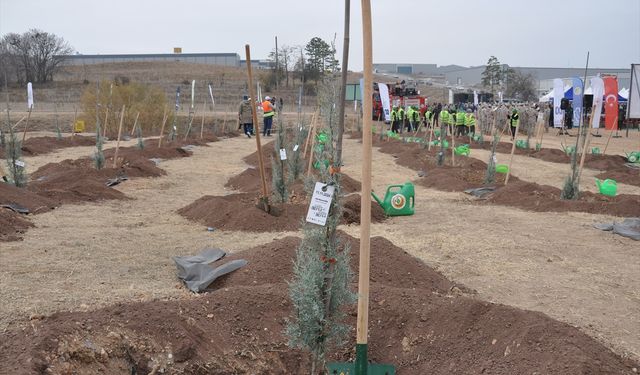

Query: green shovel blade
(327, 363), (396, 375)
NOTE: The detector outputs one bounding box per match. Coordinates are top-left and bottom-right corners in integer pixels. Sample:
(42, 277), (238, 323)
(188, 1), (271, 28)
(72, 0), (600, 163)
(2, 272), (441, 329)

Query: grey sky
(1, 0), (639, 70)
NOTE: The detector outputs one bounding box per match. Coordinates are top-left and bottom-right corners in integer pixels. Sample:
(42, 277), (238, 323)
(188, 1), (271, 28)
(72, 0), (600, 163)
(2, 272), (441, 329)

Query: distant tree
(266, 44), (296, 89)
(481, 56), (504, 96)
(505, 70), (537, 101)
(305, 37), (337, 82)
(0, 29), (73, 84)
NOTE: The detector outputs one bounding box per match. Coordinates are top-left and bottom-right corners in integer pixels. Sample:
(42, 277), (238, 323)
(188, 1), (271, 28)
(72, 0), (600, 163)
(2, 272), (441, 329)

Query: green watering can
(386, 131), (400, 140)
(454, 144), (470, 156)
(591, 147), (601, 155)
(495, 164), (509, 174)
(515, 140), (528, 149)
(371, 182), (415, 216)
(430, 140), (449, 148)
(316, 131), (328, 145)
(313, 159), (330, 170)
(595, 178), (617, 197)
(472, 134), (482, 142)
(564, 145), (576, 155)
(625, 151), (640, 163)
(535, 143), (542, 151)
(434, 129), (441, 137)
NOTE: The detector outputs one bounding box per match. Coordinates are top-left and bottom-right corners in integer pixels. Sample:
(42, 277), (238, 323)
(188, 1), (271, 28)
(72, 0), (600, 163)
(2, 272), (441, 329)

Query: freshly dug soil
(595, 167), (640, 188)
(0, 135), (95, 157)
(178, 192), (385, 232)
(485, 181), (640, 217)
(0, 182), (58, 214)
(1, 235), (636, 374)
(0, 208), (33, 242)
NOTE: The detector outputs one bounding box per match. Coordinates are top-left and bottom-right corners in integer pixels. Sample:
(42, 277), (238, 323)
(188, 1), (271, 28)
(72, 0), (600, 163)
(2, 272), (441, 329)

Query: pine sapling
(271, 115), (288, 203)
(484, 134), (499, 185)
(136, 123), (144, 150)
(287, 121), (307, 184)
(4, 128), (27, 187)
(93, 118), (105, 170)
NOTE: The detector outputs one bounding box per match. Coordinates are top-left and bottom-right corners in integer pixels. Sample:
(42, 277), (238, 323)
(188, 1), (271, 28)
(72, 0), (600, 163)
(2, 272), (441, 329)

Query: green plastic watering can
(515, 140), (528, 149)
(386, 131), (400, 139)
(371, 182), (415, 216)
(495, 164), (509, 173)
(316, 131), (328, 145)
(535, 143), (542, 151)
(431, 140), (449, 148)
(434, 129), (441, 137)
(591, 147), (601, 155)
(454, 144), (470, 156)
(564, 145), (576, 155)
(472, 134), (482, 142)
(313, 159), (330, 170)
(595, 178), (617, 197)
(626, 151), (640, 163)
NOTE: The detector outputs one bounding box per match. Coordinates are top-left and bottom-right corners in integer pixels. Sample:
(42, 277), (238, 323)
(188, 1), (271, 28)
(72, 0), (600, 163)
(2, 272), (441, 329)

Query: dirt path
(468, 148), (640, 195)
(339, 137), (640, 361)
(0, 136), (299, 331)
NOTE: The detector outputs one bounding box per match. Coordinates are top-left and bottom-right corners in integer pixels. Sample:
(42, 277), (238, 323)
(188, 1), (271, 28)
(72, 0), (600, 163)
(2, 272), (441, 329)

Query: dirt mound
(0, 182), (58, 214)
(0, 209), (33, 242)
(485, 181), (640, 217)
(342, 193), (387, 225)
(19, 135), (96, 156)
(1, 234), (636, 374)
(595, 168), (640, 187)
(178, 193), (307, 232)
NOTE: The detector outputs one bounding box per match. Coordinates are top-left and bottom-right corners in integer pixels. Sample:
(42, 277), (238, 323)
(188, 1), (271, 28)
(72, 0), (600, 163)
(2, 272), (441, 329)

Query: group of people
(389, 103), (478, 137)
(237, 95), (279, 138)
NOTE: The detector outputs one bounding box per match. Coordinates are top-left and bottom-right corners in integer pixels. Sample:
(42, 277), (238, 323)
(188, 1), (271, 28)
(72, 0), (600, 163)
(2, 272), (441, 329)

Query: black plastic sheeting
(173, 248), (247, 292)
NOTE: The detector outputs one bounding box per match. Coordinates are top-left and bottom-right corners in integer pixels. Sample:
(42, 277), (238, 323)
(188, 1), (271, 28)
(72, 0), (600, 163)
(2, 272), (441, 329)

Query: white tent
(538, 85), (571, 102)
(619, 87), (629, 100)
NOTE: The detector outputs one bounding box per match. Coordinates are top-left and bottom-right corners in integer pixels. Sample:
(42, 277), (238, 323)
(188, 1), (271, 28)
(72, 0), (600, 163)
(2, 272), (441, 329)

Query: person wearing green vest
(507, 107), (520, 140)
(397, 106), (405, 133)
(406, 106), (419, 132)
(465, 109), (476, 135)
(439, 108), (450, 137)
(390, 106), (400, 133)
(424, 108), (432, 129)
(455, 108), (466, 136)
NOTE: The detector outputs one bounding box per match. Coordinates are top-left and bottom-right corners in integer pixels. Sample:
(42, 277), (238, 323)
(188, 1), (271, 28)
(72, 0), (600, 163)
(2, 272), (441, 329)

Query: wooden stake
(504, 122), (520, 185)
(112, 105), (125, 168)
(451, 126), (456, 166)
(303, 110), (318, 156)
(356, 0), (372, 370)
(71, 107), (78, 137)
(21, 106), (33, 143)
(130, 112), (140, 136)
(576, 114), (596, 185)
(158, 106), (168, 147)
(11, 116), (26, 130)
(245, 44), (270, 210)
(200, 101), (206, 139)
(602, 116), (618, 155)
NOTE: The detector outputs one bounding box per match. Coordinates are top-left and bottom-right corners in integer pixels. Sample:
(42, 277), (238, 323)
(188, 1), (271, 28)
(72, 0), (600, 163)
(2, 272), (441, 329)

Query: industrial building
(62, 52), (241, 66)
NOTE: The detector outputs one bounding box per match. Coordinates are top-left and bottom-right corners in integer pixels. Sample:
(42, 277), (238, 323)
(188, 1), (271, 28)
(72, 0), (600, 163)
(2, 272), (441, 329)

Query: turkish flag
(603, 76), (619, 130)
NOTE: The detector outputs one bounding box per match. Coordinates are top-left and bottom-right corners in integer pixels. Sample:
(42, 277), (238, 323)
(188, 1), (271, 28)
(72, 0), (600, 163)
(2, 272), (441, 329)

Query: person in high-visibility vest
(424, 108), (432, 129)
(406, 106), (419, 132)
(465, 109), (476, 135)
(455, 108), (466, 136)
(390, 106), (400, 133)
(261, 96), (275, 136)
(439, 108), (450, 137)
(397, 106), (405, 133)
(507, 108), (520, 140)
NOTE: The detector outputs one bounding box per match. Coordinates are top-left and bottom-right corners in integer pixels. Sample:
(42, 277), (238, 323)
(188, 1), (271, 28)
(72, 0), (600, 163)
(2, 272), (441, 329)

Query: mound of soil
(0, 208), (33, 242)
(1, 234), (636, 374)
(0, 182), (58, 214)
(595, 168), (640, 188)
(17, 135), (96, 156)
(485, 181), (640, 217)
(342, 193), (387, 225)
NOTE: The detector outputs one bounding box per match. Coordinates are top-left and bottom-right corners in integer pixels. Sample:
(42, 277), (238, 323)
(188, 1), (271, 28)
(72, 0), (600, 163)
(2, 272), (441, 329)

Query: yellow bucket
(74, 120), (85, 133)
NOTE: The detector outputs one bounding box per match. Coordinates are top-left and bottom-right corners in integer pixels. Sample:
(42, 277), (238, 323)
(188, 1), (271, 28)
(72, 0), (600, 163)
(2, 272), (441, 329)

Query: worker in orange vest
(262, 96), (275, 136)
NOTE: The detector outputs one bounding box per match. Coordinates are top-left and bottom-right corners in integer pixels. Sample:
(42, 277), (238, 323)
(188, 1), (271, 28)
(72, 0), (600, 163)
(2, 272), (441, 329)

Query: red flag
(603, 76), (619, 130)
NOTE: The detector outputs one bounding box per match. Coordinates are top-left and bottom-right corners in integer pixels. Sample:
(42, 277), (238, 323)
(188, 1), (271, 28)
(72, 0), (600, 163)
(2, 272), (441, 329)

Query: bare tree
(1, 29), (73, 84)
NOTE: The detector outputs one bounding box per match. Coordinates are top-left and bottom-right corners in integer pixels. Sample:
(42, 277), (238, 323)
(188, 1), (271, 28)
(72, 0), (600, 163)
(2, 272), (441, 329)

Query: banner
(627, 64), (640, 119)
(190, 80), (195, 109)
(377, 82), (391, 122)
(27, 82), (33, 109)
(208, 84), (215, 106)
(553, 78), (564, 127)
(448, 89), (453, 104)
(590, 76), (604, 129)
(571, 77), (583, 127)
(473, 90), (478, 106)
(603, 76), (618, 130)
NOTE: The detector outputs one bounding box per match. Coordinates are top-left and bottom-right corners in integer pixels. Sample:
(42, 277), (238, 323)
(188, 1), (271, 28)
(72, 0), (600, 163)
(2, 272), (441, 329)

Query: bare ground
(0, 131), (638, 365)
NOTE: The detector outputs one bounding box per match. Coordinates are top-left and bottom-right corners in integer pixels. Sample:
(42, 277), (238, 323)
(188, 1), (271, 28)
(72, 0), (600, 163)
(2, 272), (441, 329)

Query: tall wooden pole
(112, 105), (125, 168)
(356, 0), (372, 374)
(245, 44), (270, 211)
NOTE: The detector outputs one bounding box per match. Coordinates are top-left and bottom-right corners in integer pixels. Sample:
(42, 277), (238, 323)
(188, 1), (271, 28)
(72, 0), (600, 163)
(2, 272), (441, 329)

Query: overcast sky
(1, 0), (639, 70)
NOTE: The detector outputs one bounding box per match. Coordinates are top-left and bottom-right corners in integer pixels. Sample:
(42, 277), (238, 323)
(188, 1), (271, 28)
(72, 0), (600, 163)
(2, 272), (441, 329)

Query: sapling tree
(271, 114), (288, 203)
(287, 119), (307, 183)
(287, 77), (355, 374)
(4, 128), (27, 187)
(485, 134), (499, 185)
